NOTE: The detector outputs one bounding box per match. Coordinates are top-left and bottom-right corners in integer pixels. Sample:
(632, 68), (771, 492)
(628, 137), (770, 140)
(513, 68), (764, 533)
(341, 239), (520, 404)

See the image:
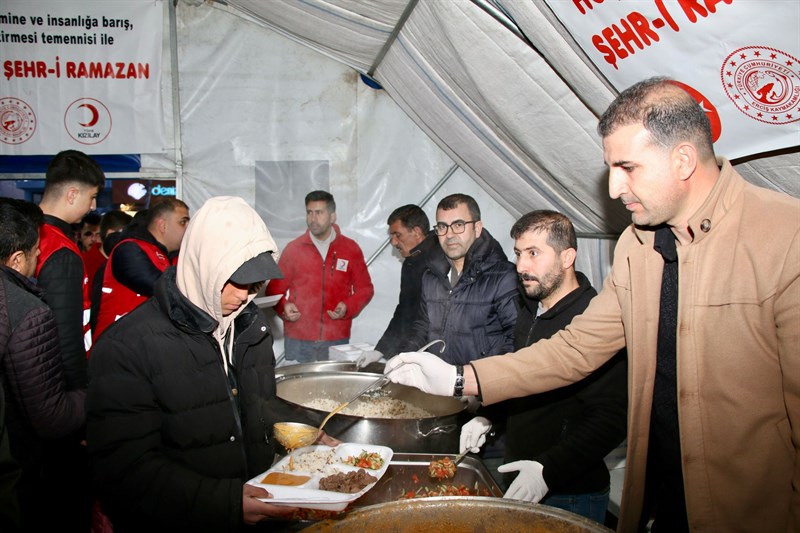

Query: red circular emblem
(721, 46), (800, 125)
(667, 80), (722, 143)
(64, 97), (112, 145)
(0, 97), (37, 145)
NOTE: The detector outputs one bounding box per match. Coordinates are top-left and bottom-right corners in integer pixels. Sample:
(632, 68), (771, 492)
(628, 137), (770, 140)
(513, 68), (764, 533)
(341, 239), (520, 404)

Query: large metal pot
(275, 372), (466, 453)
(275, 361), (358, 379)
(300, 497), (613, 532)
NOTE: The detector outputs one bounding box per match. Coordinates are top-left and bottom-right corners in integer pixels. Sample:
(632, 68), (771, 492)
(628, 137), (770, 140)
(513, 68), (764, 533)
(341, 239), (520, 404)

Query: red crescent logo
(78, 103), (100, 127)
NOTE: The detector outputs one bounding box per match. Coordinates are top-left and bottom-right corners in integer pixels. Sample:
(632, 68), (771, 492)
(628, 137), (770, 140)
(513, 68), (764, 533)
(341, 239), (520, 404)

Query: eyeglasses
(433, 220), (477, 236)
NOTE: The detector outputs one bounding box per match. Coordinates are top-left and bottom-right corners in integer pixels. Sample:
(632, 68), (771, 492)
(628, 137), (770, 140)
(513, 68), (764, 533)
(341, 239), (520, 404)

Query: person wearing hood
(87, 196), (336, 532)
(266, 190), (374, 362)
(403, 193), (518, 365)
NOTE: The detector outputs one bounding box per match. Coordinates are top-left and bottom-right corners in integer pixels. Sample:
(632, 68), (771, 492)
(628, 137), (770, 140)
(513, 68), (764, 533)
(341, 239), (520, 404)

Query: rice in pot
(302, 397), (434, 419)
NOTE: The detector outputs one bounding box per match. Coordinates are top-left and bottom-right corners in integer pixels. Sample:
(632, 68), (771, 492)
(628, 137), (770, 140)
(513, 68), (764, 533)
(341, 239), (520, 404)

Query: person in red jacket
(35, 149), (105, 532)
(266, 190), (373, 362)
(94, 198), (189, 340)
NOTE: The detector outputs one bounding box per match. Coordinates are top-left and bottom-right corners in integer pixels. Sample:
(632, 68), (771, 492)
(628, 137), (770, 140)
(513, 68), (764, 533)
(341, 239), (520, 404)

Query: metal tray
(351, 452), (503, 506)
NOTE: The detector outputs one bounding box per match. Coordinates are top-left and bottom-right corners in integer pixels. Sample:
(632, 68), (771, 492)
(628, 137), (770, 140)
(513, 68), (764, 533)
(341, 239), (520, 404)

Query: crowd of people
(0, 76), (797, 533)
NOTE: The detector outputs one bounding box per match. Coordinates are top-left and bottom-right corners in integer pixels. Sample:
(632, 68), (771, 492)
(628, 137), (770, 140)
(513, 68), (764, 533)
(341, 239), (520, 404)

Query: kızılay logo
(64, 97), (112, 144)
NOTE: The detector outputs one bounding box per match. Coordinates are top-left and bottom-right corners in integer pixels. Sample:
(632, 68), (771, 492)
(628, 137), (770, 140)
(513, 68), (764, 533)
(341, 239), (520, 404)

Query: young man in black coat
(0, 198), (86, 530)
(460, 210), (627, 524)
(88, 197), (336, 532)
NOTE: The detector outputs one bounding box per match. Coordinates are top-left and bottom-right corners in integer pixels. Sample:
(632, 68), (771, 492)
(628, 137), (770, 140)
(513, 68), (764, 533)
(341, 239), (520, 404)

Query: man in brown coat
(385, 77), (800, 532)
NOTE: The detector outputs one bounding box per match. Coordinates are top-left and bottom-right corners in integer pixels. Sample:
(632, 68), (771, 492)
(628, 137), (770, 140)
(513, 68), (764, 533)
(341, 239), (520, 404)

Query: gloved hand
(356, 350), (384, 368)
(459, 416), (492, 454)
(384, 352), (456, 396)
(498, 460), (549, 503)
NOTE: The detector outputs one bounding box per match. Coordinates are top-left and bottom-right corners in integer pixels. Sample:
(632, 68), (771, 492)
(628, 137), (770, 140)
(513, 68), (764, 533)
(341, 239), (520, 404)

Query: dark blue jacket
(407, 229), (518, 365)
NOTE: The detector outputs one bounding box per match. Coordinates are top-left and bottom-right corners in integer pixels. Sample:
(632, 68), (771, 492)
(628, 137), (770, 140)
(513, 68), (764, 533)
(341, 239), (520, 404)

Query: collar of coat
(427, 228), (507, 281)
(0, 264), (44, 298)
(632, 157), (738, 247)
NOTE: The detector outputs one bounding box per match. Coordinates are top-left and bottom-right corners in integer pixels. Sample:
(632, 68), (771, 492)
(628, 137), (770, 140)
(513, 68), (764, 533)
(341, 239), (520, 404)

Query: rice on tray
(302, 397), (433, 419)
(282, 448), (339, 474)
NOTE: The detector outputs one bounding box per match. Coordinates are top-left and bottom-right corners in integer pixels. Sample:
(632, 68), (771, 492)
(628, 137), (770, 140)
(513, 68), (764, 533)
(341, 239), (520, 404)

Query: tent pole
(366, 0), (420, 80)
(365, 163), (458, 266)
(169, 0), (185, 195)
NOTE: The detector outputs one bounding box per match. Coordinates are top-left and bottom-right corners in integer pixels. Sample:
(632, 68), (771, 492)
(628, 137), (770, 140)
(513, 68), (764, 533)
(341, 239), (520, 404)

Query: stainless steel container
(275, 372), (466, 453)
(275, 361), (358, 379)
(301, 497), (613, 532)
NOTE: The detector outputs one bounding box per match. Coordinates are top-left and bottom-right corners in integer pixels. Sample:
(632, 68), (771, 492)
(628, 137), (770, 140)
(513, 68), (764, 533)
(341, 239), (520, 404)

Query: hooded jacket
(407, 228), (518, 365)
(87, 197), (294, 532)
(266, 224), (373, 342)
(473, 160), (800, 532)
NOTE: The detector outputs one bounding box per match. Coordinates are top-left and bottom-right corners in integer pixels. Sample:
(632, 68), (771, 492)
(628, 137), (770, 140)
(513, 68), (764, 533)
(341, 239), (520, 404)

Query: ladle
(273, 339), (447, 451)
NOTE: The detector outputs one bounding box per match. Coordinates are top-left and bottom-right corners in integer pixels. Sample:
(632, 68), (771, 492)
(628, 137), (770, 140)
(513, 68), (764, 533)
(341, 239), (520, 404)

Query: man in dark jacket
(405, 193), (518, 365)
(367, 205), (439, 363)
(34, 150), (104, 531)
(93, 198), (189, 340)
(0, 198), (86, 530)
(88, 196), (336, 532)
(460, 210), (627, 524)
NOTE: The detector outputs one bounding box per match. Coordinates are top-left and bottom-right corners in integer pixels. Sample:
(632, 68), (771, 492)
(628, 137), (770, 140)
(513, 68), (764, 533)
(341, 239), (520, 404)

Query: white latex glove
(498, 460), (549, 503)
(383, 352), (456, 396)
(459, 416), (492, 454)
(356, 350), (384, 368)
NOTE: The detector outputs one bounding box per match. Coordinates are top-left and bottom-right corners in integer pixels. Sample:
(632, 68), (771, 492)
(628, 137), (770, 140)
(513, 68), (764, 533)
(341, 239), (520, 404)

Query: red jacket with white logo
(266, 225), (373, 341)
(94, 236), (171, 340)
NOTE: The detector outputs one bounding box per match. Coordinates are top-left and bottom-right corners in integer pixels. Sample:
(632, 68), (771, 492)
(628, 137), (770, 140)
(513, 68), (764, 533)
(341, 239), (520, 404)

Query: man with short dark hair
(460, 210), (627, 524)
(0, 198), (86, 530)
(37, 149), (105, 386)
(94, 199), (190, 340)
(88, 210), (133, 332)
(267, 190), (374, 362)
(367, 205), (438, 363)
(404, 193), (518, 365)
(386, 77), (800, 533)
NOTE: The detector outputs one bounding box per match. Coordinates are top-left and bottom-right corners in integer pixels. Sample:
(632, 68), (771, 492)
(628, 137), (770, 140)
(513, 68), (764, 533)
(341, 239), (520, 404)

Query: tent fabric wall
(172, 0), (795, 354)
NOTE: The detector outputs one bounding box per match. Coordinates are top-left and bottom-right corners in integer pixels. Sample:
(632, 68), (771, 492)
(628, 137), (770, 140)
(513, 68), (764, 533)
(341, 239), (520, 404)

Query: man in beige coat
(385, 77), (799, 532)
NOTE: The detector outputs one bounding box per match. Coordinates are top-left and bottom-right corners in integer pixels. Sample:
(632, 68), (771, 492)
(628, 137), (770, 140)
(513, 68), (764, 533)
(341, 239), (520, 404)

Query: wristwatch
(453, 365), (465, 398)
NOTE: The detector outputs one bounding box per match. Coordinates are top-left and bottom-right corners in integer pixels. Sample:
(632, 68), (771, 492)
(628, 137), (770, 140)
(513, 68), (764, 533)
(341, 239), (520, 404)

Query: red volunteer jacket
(266, 226), (373, 341)
(36, 221), (92, 354)
(94, 238), (171, 340)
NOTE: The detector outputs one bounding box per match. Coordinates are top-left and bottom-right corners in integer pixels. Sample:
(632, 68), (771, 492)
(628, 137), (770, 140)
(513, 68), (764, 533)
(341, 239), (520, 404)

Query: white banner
(0, 0), (163, 155)
(544, 0), (800, 159)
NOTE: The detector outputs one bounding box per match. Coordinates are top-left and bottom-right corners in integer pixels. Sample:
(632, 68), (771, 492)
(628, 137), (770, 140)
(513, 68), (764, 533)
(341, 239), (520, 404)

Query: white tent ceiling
(221, 0), (799, 237)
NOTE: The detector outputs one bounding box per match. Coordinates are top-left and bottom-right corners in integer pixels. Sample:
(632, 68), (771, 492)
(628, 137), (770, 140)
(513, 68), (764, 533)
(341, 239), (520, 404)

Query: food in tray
(301, 397), (434, 419)
(401, 483), (491, 499)
(283, 448), (338, 474)
(319, 469), (378, 493)
(260, 472), (311, 486)
(342, 450), (385, 470)
(428, 457), (457, 480)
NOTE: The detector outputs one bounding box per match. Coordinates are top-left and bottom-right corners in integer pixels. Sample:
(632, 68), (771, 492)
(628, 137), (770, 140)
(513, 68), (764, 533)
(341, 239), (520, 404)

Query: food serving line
(252, 360), (612, 532)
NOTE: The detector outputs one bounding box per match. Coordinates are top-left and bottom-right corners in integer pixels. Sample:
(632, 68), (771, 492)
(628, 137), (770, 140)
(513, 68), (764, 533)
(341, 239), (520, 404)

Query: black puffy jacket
(0, 265), (85, 525)
(407, 229), (518, 364)
(87, 269), (297, 532)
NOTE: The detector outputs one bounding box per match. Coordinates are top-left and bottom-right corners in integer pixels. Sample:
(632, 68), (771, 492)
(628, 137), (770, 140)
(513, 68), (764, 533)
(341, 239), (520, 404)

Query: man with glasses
(405, 193), (518, 366)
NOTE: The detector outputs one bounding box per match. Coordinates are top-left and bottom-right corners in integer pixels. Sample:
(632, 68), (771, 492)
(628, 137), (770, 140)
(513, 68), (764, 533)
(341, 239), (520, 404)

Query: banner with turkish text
(0, 0), (163, 155)
(545, 0), (800, 159)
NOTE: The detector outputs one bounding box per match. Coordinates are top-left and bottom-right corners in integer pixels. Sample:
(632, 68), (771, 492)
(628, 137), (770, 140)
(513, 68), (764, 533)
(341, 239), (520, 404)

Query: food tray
(247, 443), (393, 511)
(351, 452), (503, 507)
